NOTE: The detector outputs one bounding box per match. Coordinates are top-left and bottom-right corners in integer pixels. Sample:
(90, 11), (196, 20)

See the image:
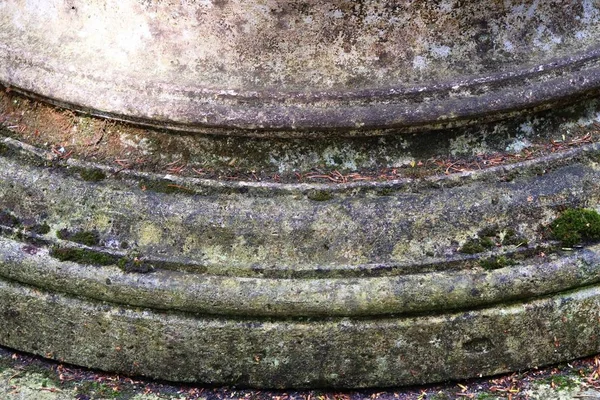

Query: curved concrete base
(2, 277), (600, 388)
(1, 84), (600, 387)
(0, 128), (598, 387)
(3, 1), (600, 133)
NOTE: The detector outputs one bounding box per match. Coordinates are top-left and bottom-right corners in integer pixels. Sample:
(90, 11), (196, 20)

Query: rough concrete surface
(1, 130), (600, 387)
(3, 5), (600, 385)
(3, 1), (600, 132)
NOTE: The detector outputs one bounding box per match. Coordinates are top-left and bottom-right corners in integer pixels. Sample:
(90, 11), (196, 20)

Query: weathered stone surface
(2, 276), (600, 389)
(3, 0), (600, 389)
(0, 130), (599, 387)
(3, 1), (600, 133)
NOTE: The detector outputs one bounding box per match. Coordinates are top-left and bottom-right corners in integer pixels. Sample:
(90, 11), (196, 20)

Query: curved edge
(4, 135), (600, 196)
(1, 276), (600, 388)
(3, 47), (600, 133)
(1, 236), (599, 317)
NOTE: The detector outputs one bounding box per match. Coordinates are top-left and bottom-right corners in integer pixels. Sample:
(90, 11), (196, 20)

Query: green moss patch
(0, 141), (9, 156)
(50, 247), (118, 266)
(117, 257), (155, 274)
(139, 179), (196, 195)
(460, 238), (494, 254)
(77, 167), (107, 182)
(550, 208), (600, 247)
(307, 190), (333, 201)
(29, 223), (50, 235)
(479, 256), (517, 270)
(539, 374), (578, 390)
(501, 228), (527, 246)
(50, 247), (156, 274)
(57, 229), (100, 246)
(459, 226), (527, 254)
(375, 188), (394, 196)
(75, 380), (122, 398)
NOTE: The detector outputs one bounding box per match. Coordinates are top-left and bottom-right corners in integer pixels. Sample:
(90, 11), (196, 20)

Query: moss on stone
(459, 237), (495, 254)
(117, 257), (154, 274)
(461, 227), (527, 254)
(475, 394), (498, 400)
(375, 188), (394, 196)
(50, 247), (117, 266)
(78, 167), (107, 182)
(551, 208), (600, 247)
(502, 228), (527, 246)
(139, 179), (196, 195)
(480, 236), (495, 248)
(477, 225), (499, 238)
(459, 239), (487, 254)
(479, 256), (517, 270)
(539, 374), (578, 390)
(0, 142), (9, 156)
(29, 223), (50, 235)
(57, 229), (100, 246)
(307, 190), (333, 201)
(76, 381), (121, 399)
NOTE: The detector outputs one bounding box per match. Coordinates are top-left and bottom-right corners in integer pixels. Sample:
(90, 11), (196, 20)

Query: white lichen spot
(391, 157), (416, 168)
(503, 40), (515, 52)
(364, 14), (379, 24)
(412, 56), (428, 70)
(506, 138), (532, 153)
(582, 0), (600, 24)
(331, 9), (344, 19)
(519, 122), (535, 136)
(322, 146), (358, 170)
(119, 133), (154, 155)
(449, 135), (487, 156)
(533, 25), (562, 51)
(439, 0), (456, 13)
(104, 238), (122, 249)
(430, 44), (451, 59)
(526, 0), (540, 19)
(24, 0), (59, 20)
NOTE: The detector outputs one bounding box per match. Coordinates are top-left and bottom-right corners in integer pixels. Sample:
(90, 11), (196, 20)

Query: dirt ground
(2, 346), (600, 400)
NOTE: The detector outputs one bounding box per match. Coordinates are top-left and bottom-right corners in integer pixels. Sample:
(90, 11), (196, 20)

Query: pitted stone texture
(3, 1), (600, 132)
(2, 277), (600, 388)
(2, 138), (600, 279)
(3, 0), (599, 90)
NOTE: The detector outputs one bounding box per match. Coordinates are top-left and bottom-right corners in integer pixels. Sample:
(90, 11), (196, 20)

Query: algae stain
(137, 223), (163, 247)
(76, 167), (106, 182)
(391, 241), (411, 260)
(479, 256), (517, 270)
(93, 214), (112, 231)
(459, 226), (527, 254)
(57, 229), (100, 246)
(50, 247), (118, 266)
(307, 190), (333, 202)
